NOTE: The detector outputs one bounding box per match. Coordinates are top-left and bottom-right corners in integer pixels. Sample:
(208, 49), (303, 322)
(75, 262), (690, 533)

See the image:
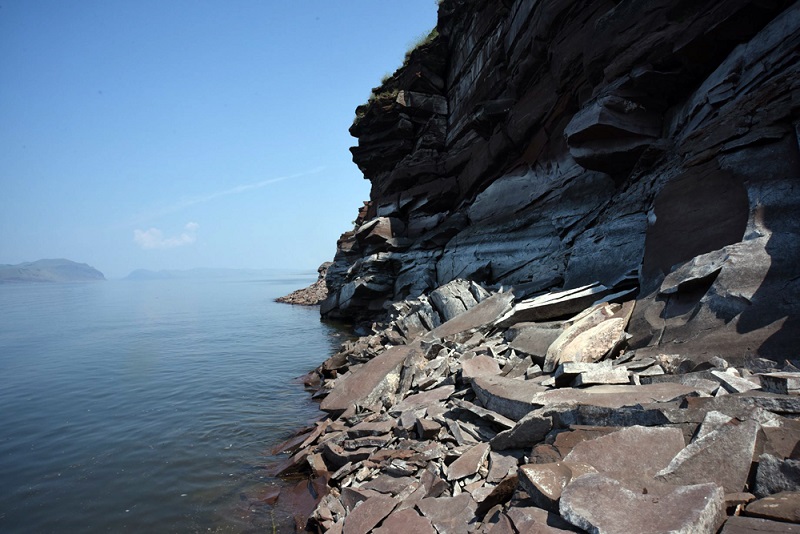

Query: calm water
(0, 275), (345, 533)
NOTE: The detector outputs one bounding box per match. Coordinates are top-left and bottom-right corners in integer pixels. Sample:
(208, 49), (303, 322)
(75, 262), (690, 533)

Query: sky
(0, 1), (439, 278)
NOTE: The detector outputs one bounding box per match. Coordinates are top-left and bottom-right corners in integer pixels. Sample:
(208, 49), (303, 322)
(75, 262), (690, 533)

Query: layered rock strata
(269, 280), (800, 532)
(321, 0), (800, 366)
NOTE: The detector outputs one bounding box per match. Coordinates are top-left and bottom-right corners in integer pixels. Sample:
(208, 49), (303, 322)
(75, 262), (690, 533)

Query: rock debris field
(268, 279), (800, 533)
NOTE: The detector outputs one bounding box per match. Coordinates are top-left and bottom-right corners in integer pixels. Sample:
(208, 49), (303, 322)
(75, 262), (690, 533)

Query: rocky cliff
(321, 0), (800, 366)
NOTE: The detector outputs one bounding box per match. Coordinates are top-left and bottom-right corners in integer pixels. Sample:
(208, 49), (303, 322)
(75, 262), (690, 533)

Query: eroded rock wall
(323, 0), (800, 364)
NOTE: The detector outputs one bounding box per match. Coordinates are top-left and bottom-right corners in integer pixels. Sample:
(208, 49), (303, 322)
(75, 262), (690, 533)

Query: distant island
(0, 259), (105, 283)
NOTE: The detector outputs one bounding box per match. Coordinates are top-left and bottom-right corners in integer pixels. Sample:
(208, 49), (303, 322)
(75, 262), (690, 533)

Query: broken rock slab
(497, 282), (618, 326)
(320, 343), (422, 415)
(655, 418), (760, 494)
(373, 507), (436, 534)
(563, 425), (686, 482)
(462, 354), (502, 381)
(720, 516), (800, 533)
(518, 461), (596, 512)
(745, 491), (800, 523)
(471, 375), (549, 421)
(491, 410), (553, 450)
(416, 493), (478, 534)
(560, 473), (726, 534)
(543, 302), (632, 372)
(760, 372), (800, 395)
(447, 442), (490, 481)
(342, 495), (398, 534)
(425, 292), (514, 341)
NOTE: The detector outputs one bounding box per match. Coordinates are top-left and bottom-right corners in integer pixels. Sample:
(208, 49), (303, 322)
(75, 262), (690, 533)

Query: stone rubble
(266, 279), (800, 532)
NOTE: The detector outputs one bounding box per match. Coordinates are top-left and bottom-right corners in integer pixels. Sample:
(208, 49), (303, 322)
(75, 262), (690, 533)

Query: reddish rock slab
(519, 462), (595, 512)
(472, 375), (549, 421)
(347, 419), (395, 438)
(391, 385), (455, 413)
(487, 452), (521, 483)
(425, 292), (514, 340)
(564, 425), (685, 482)
(416, 493), (478, 534)
(342, 495), (398, 534)
(373, 507), (436, 534)
(745, 491), (800, 523)
(560, 473), (726, 534)
(462, 354), (502, 380)
(552, 426), (622, 457)
(655, 419), (760, 493)
(279, 476), (330, 532)
(531, 382), (699, 410)
(720, 516), (800, 533)
(506, 506), (582, 533)
(321, 344), (420, 415)
(362, 474), (418, 496)
(447, 442), (490, 481)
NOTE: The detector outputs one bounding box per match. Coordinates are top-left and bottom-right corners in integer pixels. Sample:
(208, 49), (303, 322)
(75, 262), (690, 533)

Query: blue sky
(0, 1), (439, 278)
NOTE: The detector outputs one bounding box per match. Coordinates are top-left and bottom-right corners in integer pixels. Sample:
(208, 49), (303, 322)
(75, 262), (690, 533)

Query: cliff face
(322, 0), (800, 363)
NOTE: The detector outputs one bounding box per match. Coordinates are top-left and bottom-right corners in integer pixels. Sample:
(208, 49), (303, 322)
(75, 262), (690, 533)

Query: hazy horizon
(1, 1), (439, 279)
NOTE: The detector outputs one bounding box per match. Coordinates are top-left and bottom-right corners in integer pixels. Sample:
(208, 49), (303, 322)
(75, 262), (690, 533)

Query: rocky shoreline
(270, 279), (800, 533)
(269, 0), (800, 530)
(275, 263), (332, 306)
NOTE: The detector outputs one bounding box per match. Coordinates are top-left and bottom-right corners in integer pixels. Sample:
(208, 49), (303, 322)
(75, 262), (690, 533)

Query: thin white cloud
(132, 167), (326, 224)
(134, 222), (199, 250)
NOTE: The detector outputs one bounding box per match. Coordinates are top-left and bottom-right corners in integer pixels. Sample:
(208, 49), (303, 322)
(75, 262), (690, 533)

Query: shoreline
(269, 279), (800, 532)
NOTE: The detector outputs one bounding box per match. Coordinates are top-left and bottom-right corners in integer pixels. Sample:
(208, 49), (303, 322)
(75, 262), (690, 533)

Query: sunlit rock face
(322, 0), (800, 363)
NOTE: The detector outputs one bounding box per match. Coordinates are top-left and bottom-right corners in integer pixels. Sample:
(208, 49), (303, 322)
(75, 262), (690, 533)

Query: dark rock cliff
(322, 0), (800, 364)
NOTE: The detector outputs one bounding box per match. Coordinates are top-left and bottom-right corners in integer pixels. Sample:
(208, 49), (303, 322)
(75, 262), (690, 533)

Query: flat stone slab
(417, 493), (478, 534)
(560, 473), (726, 534)
(342, 495), (398, 534)
(572, 367), (630, 387)
(564, 425), (686, 482)
(720, 516), (800, 533)
(462, 354), (502, 380)
(321, 344), (419, 415)
(373, 507), (436, 534)
(507, 322), (562, 363)
(472, 375), (549, 421)
(656, 419), (760, 493)
(711, 370), (762, 393)
(745, 491), (800, 523)
(487, 452), (521, 483)
(497, 282), (615, 325)
(447, 442), (490, 481)
(531, 382), (699, 409)
(347, 419), (395, 438)
(391, 385), (455, 413)
(425, 292), (514, 340)
(505, 506), (580, 533)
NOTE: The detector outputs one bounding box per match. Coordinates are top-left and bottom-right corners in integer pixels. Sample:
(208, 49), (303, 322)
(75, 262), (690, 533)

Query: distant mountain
(123, 267), (294, 281)
(0, 259), (105, 283)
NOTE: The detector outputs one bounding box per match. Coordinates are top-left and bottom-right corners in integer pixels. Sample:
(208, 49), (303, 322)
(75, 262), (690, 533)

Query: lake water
(0, 274), (346, 533)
